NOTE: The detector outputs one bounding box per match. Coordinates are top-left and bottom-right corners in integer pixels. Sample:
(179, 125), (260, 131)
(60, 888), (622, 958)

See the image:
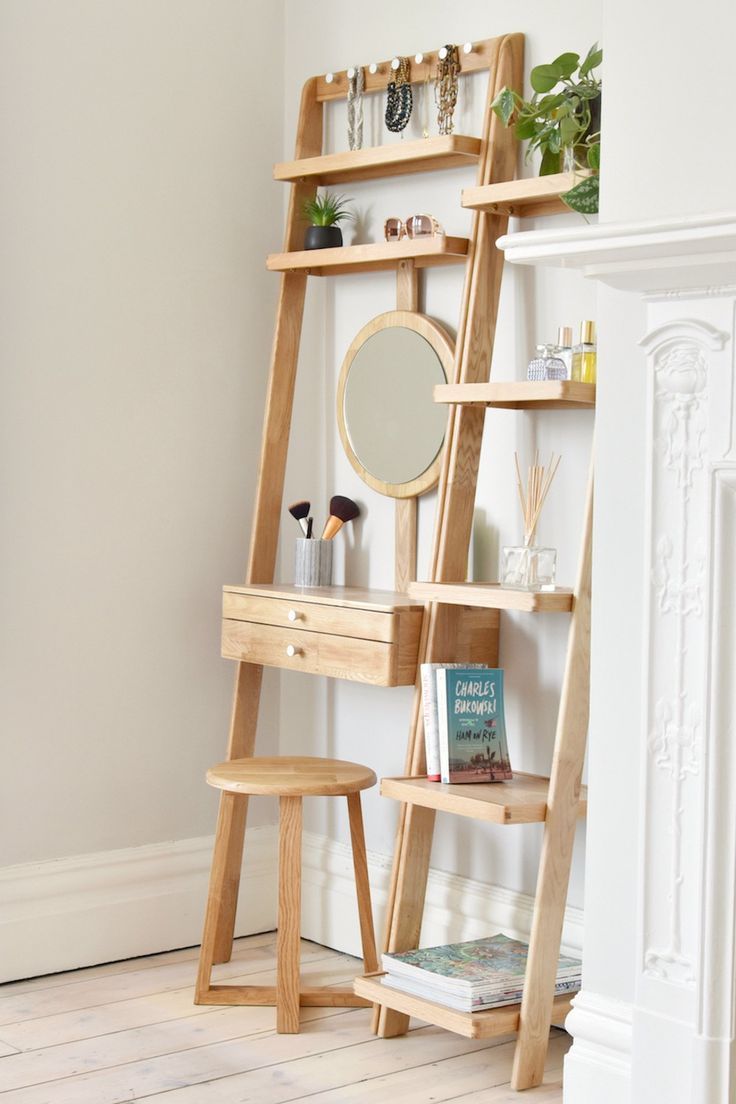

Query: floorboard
(0, 935), (569, 1102)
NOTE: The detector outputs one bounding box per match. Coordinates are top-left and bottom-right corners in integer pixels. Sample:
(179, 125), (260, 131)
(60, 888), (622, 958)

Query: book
(381, 933), (581, 1011)
(380, 971), (581, 1012)
(435, 668), (512, 784)
(420, 663), (488, 781)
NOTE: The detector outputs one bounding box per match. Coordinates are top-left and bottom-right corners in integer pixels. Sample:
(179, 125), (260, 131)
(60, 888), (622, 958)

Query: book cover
(382, 933), (580, 997)
(420, 663), (488, 781)
(436, 668), (512, 784)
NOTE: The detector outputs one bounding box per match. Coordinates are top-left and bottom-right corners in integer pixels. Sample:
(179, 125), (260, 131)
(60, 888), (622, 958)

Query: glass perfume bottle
(571, 320), (597, 383)
(527, 344), (567, 381)
(554, 326), (573, 379)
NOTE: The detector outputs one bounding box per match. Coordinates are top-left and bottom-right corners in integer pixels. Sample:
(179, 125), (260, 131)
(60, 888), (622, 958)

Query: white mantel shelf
(497, 210), (736, 293)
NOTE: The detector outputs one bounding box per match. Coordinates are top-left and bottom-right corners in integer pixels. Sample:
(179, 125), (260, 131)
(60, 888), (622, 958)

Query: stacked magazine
(381, 933), (581, 1012)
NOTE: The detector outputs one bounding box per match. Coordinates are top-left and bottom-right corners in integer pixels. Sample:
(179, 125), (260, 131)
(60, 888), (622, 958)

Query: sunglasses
(384, 214), (445, 242)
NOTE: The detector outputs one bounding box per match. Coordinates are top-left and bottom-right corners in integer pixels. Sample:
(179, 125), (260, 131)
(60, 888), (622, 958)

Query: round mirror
(337, 311), (454, 498)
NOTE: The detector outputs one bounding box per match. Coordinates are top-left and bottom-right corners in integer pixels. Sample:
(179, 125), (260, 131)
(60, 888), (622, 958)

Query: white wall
(0, 0), (284, 970)
(280, 0), (600, 947)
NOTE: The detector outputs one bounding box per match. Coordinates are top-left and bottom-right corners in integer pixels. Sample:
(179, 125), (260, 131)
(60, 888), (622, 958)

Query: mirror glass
(338, 313), (453, 497)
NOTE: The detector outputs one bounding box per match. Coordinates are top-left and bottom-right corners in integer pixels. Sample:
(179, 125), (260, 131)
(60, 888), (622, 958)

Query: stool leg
(347, 793), (379, 974)
(195, 791), (243, 1002)
(277, 795), (302, 1033)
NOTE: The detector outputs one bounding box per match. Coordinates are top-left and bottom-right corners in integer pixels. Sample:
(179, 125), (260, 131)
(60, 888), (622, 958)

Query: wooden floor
(0, 934), (569, 1102)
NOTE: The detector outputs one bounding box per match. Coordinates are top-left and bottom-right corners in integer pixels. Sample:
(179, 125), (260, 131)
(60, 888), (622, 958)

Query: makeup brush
(288, 500), (310, 536)
(321, 495), (360, 540)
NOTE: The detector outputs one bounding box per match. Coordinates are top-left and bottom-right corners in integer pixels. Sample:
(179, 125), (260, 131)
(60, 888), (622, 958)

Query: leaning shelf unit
(210, 31), (594, 1094)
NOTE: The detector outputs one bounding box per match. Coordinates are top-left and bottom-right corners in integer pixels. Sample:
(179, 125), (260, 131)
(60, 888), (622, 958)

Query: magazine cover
(382, 933), (581, 995)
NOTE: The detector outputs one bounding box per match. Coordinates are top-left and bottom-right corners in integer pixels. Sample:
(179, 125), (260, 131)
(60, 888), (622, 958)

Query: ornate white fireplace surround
(500, 213), (736, 1104)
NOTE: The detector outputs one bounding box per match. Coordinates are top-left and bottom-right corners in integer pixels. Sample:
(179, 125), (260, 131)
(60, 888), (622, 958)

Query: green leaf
(587, 141), (601, 170)
(562, 175), (599, 213)
(559, 116), (579, 146)
(515, 117), (540, 139)
(491, 87), (517, 126)
(579, 44), (603, 77)
(550, 51), (580, 77)
(540, 146), (561, 176)
(530, 64), (562, 93)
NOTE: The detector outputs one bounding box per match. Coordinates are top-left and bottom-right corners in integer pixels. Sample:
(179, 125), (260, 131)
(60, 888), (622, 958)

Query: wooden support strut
(210, 78), (324, 965)
(374, 29), (525, 1038)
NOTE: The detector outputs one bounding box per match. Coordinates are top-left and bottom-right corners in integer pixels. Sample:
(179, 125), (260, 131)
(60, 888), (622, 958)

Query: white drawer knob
(286, 644), (301, 658)
(287, 609), (300, 622)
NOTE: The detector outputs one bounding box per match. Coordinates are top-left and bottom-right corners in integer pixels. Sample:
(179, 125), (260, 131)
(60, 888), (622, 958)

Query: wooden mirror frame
(336, 310), (455, 500)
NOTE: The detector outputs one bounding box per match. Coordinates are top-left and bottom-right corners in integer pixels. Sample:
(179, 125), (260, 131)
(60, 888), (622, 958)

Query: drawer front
(223, 591), (396, 643)
(222, 619), (413, 685)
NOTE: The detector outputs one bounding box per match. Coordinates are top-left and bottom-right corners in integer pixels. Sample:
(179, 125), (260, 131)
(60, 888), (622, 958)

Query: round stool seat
(206, 756), (377, 797)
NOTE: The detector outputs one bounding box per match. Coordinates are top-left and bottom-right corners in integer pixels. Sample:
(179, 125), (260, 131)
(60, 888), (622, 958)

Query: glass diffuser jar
(501, 545), (557, 591)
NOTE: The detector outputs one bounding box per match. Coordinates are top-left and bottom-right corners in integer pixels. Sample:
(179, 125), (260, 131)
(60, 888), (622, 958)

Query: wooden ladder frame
(207, 29), (588, 1093)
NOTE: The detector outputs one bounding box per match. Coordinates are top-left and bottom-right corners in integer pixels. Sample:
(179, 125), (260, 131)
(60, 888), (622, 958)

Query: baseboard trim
(300, 830), (584, 959)
(563, 990), (633, 1103)
(1, 827), (584, 986)
(0, 827), (278, 983)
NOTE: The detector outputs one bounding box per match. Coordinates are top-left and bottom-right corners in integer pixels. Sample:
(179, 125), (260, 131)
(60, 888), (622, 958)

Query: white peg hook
(391, 57), (400, 71)
(463, 41), (473, 55)
(438, 46), (448, 60)
(325, 72), (334, 84)
(369, 62), (378, 74)
(347, 67), (355, 79)
(414, 52), (424, 64)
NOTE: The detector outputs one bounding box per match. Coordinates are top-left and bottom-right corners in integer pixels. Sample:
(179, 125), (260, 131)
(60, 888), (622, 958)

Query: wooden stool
(195, 756), (379, 1033)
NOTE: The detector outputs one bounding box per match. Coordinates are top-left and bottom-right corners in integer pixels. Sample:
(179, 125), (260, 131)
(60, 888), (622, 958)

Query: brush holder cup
(501, 545), (557, 591)
(294, 538), (333, 587)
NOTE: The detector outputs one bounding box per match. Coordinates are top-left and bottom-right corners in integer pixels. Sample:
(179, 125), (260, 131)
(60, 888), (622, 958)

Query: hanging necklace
(385, 56), (413, 134)
(435, 45), (460, 135)
(347, 66), (364, 151)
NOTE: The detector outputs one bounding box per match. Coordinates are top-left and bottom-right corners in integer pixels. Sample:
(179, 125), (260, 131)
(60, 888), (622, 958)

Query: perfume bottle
(554, 326), (573, 379)
(527, 344), (567, 381)
(571, 320), (597, 384)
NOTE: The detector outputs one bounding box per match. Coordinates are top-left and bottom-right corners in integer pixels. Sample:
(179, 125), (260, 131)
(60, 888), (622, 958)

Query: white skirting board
(0, 827), (583, 984)
(0, 827), (278, 984)
(298, 830), (584, 959)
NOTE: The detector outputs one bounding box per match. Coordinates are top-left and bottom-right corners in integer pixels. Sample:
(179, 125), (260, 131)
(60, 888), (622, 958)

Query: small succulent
(302, 191), (355, 227)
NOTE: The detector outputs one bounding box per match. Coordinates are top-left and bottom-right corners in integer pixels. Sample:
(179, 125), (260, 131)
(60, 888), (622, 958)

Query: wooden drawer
(221, 584), (424, 686)
(223, 589), (397, 642)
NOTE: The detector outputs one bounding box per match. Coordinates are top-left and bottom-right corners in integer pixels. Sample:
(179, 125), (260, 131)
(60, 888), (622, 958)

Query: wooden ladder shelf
(215, 29), (593, 1095)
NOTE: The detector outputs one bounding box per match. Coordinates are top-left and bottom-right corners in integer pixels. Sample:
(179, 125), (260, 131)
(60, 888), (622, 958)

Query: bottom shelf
(354, 973), (576, 1040)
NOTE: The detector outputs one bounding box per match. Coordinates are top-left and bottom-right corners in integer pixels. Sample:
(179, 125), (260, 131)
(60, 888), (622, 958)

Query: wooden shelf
(354, 973), (576, 1040)
(380, 773), (588, 825)
(267, 237), (469, 277)
(274, 135), (482, 186)
(434, 381), (596, 409)
(408, 581), (573, 613)
(462, 172), (594, 218)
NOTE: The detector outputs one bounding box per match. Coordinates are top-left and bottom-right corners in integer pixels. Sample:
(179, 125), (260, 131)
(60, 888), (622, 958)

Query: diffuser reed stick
(514, 450), (561, 547)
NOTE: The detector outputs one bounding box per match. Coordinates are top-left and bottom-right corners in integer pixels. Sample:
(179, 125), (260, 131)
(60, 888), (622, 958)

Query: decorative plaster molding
(498, 211), (736, 293)
(564, 989), (633, 1104)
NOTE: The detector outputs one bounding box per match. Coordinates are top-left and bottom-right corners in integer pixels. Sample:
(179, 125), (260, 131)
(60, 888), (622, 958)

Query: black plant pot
(304, 225), (343, 250)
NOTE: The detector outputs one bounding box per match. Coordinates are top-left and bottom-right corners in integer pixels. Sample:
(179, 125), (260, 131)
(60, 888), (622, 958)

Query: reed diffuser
(501, 451), (561, 590)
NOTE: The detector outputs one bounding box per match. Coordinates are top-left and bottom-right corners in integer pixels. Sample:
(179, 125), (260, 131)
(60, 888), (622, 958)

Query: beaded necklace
(385, 57), (413, 133)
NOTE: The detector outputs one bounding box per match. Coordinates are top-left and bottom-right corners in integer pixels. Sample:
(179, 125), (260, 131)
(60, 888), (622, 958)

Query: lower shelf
(381, 773), (588, 824)
(355, 973), (576, 1040)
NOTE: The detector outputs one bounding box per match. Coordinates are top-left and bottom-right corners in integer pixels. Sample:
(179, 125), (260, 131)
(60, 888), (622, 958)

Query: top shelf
(274, 135), (482, 186)
(462, 171), (593, 218)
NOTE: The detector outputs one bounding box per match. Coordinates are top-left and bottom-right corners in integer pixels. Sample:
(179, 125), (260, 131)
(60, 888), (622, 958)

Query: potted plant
(302, 191), (354, 250)
(491, 43), (602, 214)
